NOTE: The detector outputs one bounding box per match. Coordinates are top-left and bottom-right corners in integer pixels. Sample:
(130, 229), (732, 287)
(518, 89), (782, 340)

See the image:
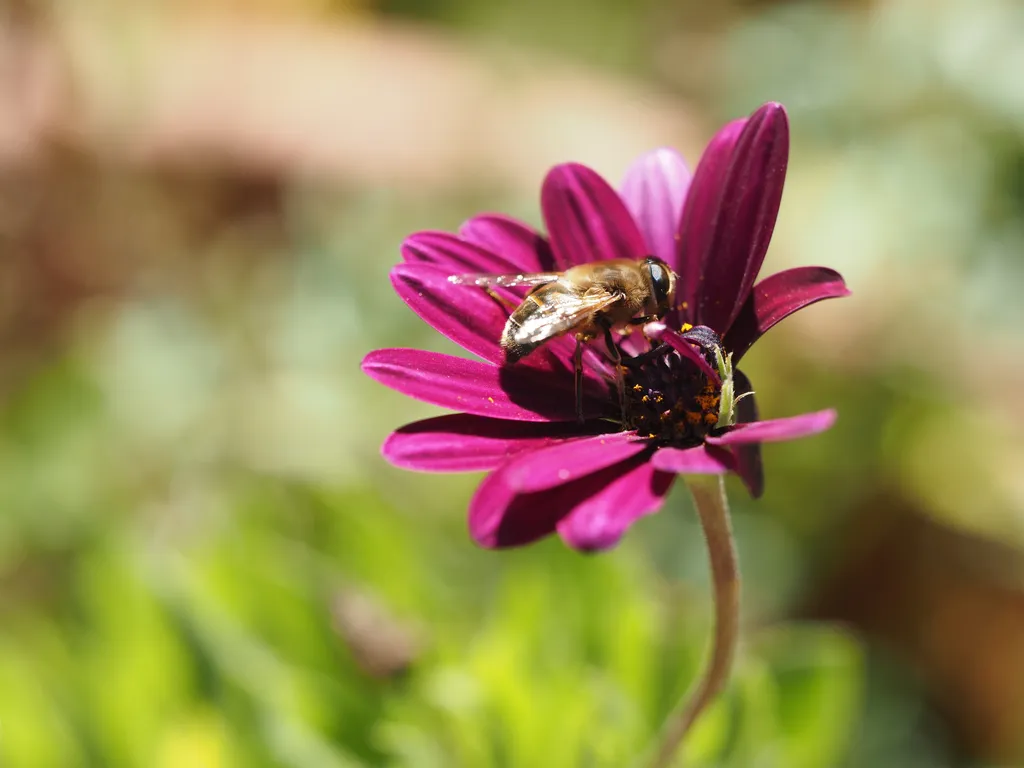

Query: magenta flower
(362, 102), (849, 551)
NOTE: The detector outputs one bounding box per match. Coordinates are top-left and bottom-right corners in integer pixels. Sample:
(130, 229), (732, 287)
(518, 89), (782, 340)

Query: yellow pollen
(680, 322), (693, 332)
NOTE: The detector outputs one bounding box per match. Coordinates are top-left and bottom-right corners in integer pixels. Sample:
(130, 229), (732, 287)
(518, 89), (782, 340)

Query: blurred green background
(1, 0), (1023, 765)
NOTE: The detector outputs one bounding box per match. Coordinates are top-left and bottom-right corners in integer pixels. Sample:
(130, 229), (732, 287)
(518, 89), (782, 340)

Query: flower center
(620, 327), (724, 447)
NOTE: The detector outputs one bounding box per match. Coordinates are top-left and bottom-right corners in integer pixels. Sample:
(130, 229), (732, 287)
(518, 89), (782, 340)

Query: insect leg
(573, 337), (584, 425)
(599, 321), (628, 424)
(620, 342), (671, 368)
(484, 289), (519, 313)
(627, 315), (661, 326)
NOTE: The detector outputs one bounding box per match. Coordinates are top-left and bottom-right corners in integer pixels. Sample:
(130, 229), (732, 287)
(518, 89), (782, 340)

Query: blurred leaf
(757, 625), (863, 768)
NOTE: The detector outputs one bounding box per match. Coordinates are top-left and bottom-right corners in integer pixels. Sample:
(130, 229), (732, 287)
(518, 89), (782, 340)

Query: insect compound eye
(642, 257), (674, 316)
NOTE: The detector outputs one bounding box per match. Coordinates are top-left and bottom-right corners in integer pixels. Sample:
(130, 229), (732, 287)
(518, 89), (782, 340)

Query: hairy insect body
(448, 256), (676, 422)
(501, 262), (650, 362)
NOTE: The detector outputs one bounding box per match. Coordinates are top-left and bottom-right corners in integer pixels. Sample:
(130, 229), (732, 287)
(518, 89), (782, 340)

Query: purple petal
(701, 103), (790, 333)
(500, 431), (649, 493)
(469, 451), (648, 549)
(402, 231), (519, 275)
(724, 267), (850, 362)
(469, 472), (572, 548)
(731, 369), (764, 498)
(541, 163), (649, 269)
(677, 103), (790, 334)
(616, 331), (649, 359)
(675, 118), (747, 326)
(383, 415), (593, 473)
(556, 459), (674, 551)
(458, 214), (556, 273)
(391, 263), (508, 365)
(361, 348), (610, 422)
(620, 148), (691, 273)
(706, 409), (837, 446)
(650, 445), (736, 474)
(644, 322), (722, 384)
(391, 263), (574, 375)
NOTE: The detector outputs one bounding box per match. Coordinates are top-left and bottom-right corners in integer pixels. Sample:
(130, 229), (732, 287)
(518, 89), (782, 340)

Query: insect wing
(513, 283), (621, 345)
(447, 271), (562, 288)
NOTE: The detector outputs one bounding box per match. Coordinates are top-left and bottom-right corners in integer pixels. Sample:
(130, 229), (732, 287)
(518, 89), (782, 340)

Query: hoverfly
(448, 256), (677, 422)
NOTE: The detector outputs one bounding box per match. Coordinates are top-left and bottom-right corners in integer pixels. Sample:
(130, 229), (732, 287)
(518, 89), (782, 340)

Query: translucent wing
(447, 271), (562, 288)
(507, 282), (622, 347)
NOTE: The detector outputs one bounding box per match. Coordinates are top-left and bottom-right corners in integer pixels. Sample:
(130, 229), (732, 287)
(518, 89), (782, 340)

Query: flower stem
(648, 474), (740, 768)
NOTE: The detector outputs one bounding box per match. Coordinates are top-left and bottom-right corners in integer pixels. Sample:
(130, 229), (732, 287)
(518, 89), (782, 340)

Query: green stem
(648, 474), (740, 768)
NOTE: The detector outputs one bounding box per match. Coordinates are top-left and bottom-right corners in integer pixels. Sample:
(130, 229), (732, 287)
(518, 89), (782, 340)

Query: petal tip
(469, 527), (499, 549)
(380, 430), (414, 469)
(467, 490), (501, 549)
(745, 101), (790, 151)
(746, 479), (765, 500)
(541, 161), (592, 190)
(399, 230), (441, 257)
(632, 146), (688, 170)
(819, 408), (839, 430)
(388, 261), (419, 287)
(359, 349), (383, 373)
(379, 432), (411, 471)
(707, 408), (839, 446)
(753, 101), (789, 125)
(558, 527), (623, 553)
